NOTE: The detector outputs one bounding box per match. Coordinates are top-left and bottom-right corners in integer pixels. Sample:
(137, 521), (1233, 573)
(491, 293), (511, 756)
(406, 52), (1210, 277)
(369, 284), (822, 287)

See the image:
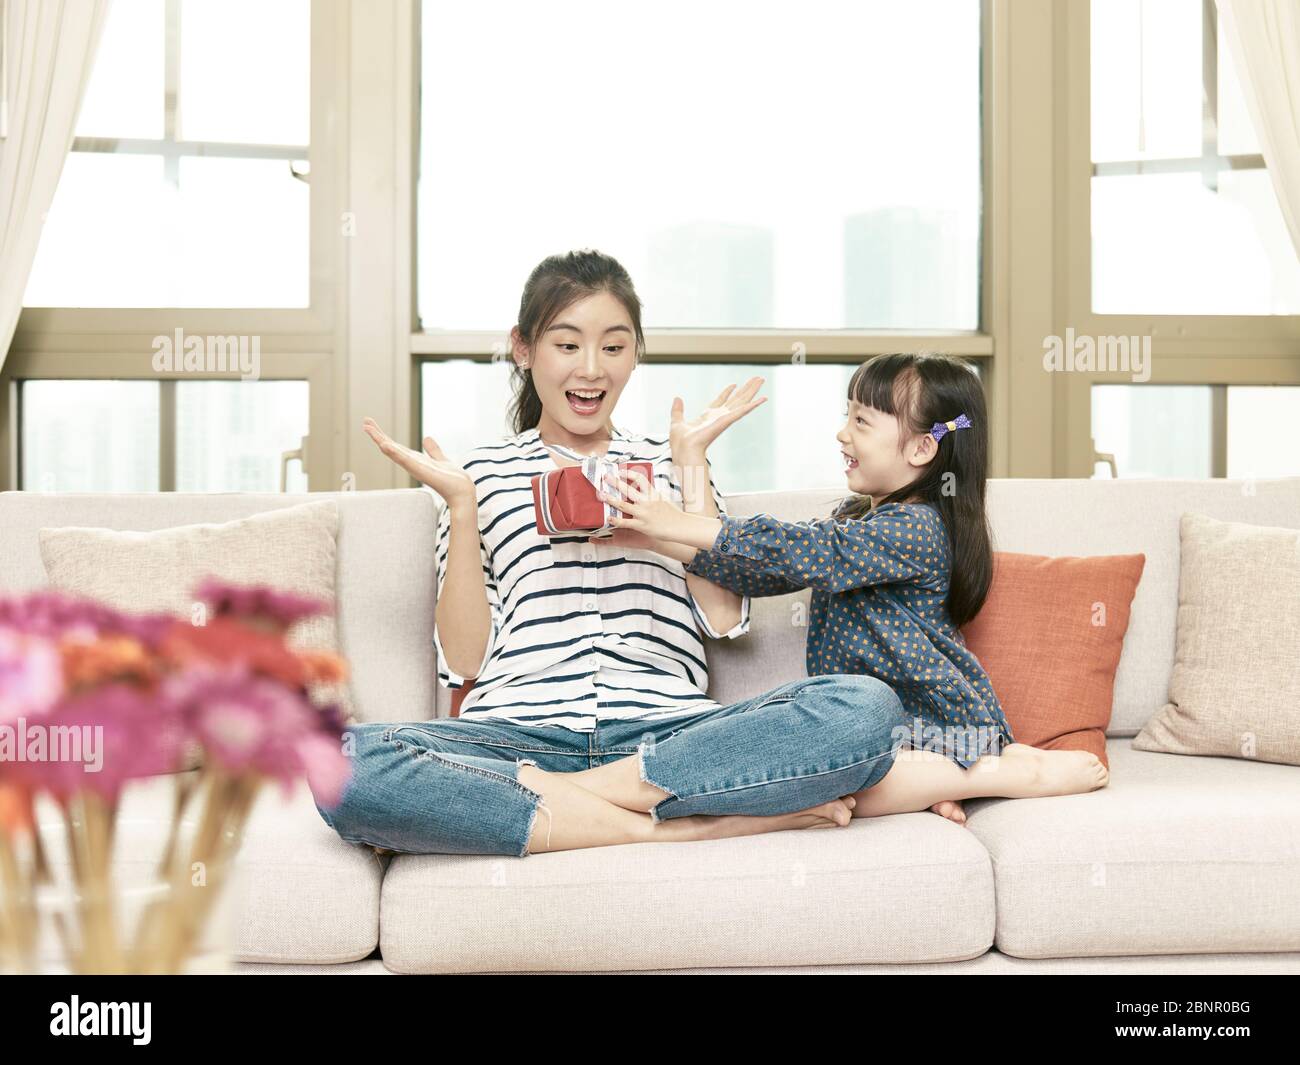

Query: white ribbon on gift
(539, 441), (630, 536)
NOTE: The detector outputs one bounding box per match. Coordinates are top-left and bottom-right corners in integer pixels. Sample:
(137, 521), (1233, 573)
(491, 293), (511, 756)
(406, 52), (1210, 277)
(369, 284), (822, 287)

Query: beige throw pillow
(1133, 511), (1300, 766)
(37, 500), (355, 768)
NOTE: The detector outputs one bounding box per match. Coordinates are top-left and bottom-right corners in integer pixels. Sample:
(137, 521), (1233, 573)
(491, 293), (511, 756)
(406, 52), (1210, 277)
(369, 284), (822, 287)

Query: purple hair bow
(930, 413), (972, 441)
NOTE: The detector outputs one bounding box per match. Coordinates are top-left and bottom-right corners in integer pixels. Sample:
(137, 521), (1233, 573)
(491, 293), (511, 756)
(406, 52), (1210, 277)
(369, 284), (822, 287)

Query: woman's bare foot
(799, 795), (857, 828)
(929, 799), (967, 825)
(665, 795), (858, 843)
(974, 743), (1109, 798)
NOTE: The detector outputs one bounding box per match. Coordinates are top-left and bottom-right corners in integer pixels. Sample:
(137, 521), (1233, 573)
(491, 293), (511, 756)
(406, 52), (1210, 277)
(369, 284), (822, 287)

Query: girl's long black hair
(833, 352), (993, 628)
(507, 249), (647, 435)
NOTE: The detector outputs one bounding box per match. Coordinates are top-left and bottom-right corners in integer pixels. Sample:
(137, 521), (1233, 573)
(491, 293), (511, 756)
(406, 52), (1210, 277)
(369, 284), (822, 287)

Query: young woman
(595, 350), (1109, 827)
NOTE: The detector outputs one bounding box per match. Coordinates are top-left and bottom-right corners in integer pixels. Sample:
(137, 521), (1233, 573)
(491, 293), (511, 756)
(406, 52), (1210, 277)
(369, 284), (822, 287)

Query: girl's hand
(598, 469), (688, 544)
(363, 417), (476, 509)
(669, 376), (767, 459)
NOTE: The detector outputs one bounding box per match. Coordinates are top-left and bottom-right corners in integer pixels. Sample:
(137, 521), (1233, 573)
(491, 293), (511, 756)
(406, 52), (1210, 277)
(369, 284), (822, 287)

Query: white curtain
(0, 0), (112, 372)
(1216, 0), (1300, 259)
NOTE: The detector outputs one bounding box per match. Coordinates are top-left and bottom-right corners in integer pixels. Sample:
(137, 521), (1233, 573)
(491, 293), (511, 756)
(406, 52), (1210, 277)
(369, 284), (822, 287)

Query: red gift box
(531, 461), (654, 535)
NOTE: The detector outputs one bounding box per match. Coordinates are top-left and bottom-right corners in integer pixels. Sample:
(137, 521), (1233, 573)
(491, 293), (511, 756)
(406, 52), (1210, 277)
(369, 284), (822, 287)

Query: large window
(1080, 0), (1300, 481)
(23, 0), (311, 308)
(20, 382), (160, 492)
(1092, 385), (1300, 479)
(417, 0), (982, 332)
(11, 0), (320, 496)
(21, 380), (309, 493)
(416, 0), (986, 492)
(1090, 0), (1300, 315)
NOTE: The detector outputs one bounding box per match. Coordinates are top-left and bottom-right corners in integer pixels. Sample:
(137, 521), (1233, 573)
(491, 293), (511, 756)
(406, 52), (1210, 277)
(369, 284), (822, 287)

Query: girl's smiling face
(513, 290), (637, 449)
(837, 398), (938, 500)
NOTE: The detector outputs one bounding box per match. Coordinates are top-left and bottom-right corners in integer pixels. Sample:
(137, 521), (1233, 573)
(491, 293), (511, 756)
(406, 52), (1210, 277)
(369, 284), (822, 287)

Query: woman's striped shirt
(432, 425), (752, 729)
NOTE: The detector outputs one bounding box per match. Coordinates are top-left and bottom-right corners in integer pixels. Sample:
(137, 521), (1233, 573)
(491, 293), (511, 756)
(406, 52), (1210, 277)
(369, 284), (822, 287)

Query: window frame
(410, 0), (1002, 478)
(9, 1), (1292, 493)
(17, 0), (331, 331)
(1062, 0), (1300, 476)
(13, 365), (323, 492)
(1, 0), (348, 492)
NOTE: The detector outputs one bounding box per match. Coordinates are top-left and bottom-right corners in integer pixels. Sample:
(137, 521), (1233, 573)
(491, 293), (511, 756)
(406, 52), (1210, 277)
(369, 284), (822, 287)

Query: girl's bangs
(848, 356), (917, 421)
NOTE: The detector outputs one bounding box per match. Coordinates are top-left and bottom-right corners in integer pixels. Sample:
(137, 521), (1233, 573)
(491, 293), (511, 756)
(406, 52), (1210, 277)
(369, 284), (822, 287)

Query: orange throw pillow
(959, 552), (1146, 768)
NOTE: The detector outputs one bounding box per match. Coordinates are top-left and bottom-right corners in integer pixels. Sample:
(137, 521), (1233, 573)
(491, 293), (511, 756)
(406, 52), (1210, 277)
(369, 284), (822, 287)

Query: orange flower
(161, 617), (307, 689)
(60, 635), (158, 691)
(297, 650), (348, 685)
(0, 782), (34, 836)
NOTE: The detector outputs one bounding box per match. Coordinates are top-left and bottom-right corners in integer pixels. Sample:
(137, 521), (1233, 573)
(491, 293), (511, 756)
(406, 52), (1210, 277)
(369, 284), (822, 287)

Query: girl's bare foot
(929, 799), (967, 825)
(974, 743), (1109, 798)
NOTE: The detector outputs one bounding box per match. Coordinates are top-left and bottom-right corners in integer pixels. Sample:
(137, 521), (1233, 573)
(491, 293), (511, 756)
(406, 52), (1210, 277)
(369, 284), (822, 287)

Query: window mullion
(1210, 383), (1228, 478)
(165, 0), (180, 145)
(159, 379), (177, 492)
(1200, 0), (1219, 192)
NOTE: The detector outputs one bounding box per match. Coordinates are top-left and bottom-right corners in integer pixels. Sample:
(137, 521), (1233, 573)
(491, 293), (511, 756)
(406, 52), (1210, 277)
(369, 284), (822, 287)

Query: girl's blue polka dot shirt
(684, 500), (1015, 769)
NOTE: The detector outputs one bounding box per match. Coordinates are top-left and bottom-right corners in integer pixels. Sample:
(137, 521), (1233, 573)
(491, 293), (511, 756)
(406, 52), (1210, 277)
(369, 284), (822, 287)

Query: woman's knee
(314, 725), (541, 856)
(832, 681), (915, 743)
(816, 673), (905, 715)
(310, 723), (391, 838)
(813, 674), (910, 743)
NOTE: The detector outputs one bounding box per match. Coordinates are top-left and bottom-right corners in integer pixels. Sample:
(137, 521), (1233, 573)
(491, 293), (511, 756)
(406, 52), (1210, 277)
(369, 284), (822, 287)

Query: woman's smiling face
(515, 290), (636, 446)
(836, 398), (937, 499)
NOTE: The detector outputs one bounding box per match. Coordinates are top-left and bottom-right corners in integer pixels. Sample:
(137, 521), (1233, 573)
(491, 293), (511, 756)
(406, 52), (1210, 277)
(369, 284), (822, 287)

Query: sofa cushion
(964, 738), (1300, 959)
(229, 779), (385, 964)
(972, 478), (1300, 736)
(37, 499), (354, 735)
(31, 773), (383, 966)
(0, 490), (439, 725)
(960, 550), (1147, 767)
(377, 813), (995, 973)
(1133, 511), (1300, 766)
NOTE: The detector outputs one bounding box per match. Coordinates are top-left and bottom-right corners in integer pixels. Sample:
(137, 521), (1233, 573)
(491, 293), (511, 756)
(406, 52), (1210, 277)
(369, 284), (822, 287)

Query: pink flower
(0, 589), (353, 808)
(161, 665), (322, 788)
(296, 731), (352, 809)
(32, 683), (186, 803)
(0, 591), (173, 648)
(0, 628), (64, 726)
(192, 578), (330, 631)
(197, 697), (271, 764)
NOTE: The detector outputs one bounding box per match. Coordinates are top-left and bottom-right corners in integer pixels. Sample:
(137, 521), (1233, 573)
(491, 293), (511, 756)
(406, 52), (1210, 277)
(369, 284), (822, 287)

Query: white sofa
(2, 478), (1299, 975)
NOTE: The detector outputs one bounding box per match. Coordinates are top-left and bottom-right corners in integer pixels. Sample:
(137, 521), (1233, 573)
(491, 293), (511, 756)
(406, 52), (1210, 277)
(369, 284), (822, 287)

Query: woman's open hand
(362, 418), (476, 509)
(669, 376), (767, 459)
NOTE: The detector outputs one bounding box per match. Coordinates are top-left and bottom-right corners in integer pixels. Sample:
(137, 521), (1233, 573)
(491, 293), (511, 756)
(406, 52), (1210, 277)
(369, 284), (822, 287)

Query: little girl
(597, 351), (1109, 823)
